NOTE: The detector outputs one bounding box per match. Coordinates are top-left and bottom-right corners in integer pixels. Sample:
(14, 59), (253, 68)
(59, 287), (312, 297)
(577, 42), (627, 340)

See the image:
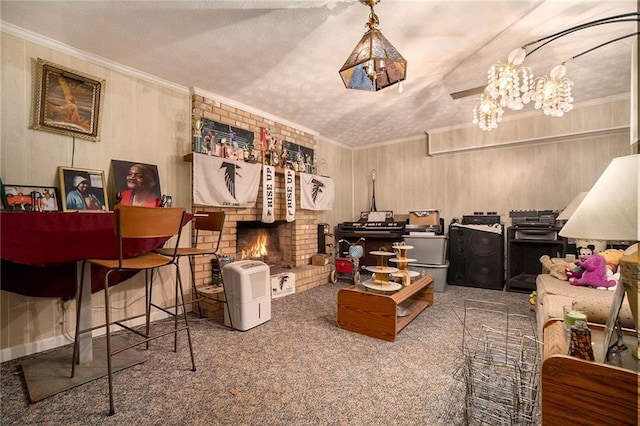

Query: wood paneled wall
(1, 33), (192, 360)
(352, 99), (634, 229)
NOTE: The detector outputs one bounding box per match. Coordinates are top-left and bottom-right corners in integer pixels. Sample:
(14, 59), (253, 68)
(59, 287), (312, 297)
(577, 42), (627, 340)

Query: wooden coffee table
(337, 274), (434, 342)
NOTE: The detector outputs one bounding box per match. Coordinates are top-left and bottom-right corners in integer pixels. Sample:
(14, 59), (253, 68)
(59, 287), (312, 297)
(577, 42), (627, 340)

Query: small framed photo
(2, 185), (60, 212)
(32, 58), (106, 142)
(110, 160), (162, 207)
(58, 166), (108, 212)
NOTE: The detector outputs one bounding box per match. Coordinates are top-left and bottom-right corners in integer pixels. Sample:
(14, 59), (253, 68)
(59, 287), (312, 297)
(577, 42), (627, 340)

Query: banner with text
(285, 169), (296, 222)
(262, 165), (275, 223)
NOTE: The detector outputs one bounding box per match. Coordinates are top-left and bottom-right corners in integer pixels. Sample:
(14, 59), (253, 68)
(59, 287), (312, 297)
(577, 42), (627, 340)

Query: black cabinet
(506, 226), (567, 293)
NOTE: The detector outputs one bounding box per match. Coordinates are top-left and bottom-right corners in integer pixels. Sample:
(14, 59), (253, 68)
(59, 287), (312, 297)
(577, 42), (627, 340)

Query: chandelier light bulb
(533, 63), (574, 117)
(472, 90), (504, 131)
(486, 46), (533, 111)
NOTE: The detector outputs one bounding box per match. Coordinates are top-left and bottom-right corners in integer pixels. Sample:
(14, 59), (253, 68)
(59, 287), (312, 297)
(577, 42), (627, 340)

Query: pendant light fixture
(339, 0), (407, 92)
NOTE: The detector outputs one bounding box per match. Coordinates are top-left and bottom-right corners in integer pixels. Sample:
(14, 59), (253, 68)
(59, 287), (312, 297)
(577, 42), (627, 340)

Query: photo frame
(600, 282), (626, 363)
(2, 185), (60, 212)
(109, 160), (162, 207)
(32, 58), (106, 142)
(58, 166), (108, 212)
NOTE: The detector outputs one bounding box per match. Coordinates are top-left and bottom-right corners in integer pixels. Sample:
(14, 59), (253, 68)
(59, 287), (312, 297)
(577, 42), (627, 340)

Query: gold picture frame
(32, 58), (106, 141)
(58, 166), (109, 212)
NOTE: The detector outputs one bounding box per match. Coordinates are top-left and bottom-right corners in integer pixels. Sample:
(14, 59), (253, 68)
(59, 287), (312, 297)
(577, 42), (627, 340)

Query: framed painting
(2, 185), (60, 212)
(110, 160), (162, 207)
(32, 58), (106, 142)
(58, 166), (108, 212)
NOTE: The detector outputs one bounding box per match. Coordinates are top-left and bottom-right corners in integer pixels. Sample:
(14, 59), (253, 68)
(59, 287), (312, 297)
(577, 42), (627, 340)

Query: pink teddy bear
(569, 254), (616, 288)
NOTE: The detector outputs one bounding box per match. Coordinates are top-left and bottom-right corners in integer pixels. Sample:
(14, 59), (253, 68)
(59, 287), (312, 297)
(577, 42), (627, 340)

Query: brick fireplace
(189, 92), (332, 318)
(190, 169), (332, 317)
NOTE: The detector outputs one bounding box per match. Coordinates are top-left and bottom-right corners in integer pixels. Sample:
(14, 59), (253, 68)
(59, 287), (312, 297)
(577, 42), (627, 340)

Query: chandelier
(473, 12), (639, 131)
(472, 89), (504, 131)
(339, 0), (407, 92)
(533, 64), (574, 117)
(486, 47), (534, 111)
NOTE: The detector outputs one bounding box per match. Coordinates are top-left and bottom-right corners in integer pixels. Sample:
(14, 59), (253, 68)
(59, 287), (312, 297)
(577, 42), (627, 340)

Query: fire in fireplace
(236, 221), (291, 266)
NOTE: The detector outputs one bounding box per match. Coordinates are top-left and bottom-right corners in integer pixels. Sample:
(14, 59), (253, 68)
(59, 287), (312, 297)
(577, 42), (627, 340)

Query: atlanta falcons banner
(262, 165), (275, 223)
(285, 168), (296, 222)
(193, 153), (261, 207)
(299, 173), (334, 211)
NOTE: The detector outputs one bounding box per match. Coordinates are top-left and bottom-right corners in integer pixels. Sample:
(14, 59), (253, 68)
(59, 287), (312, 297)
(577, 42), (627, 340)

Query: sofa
(535, 273), (635, 339)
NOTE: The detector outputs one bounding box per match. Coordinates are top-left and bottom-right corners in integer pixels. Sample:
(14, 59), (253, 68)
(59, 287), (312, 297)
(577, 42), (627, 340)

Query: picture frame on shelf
(32, 58), (106, 142)
(57, 166), (108, 212)
(2, 184), (60, 212)
(601, 281), (626, 363)
(109, 160), (162, 207)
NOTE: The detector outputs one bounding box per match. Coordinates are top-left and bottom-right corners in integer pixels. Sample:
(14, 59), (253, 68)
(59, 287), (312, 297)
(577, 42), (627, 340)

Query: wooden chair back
(193, 211), (225, 251)
(114, 205), (186, 264)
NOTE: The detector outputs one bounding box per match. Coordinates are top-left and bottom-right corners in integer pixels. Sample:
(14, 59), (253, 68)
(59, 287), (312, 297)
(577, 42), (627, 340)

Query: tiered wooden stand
(337, 274), (434, 342)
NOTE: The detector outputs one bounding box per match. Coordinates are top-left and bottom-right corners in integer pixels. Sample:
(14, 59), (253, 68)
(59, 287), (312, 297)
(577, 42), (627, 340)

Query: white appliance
(222, 260), (271, 331)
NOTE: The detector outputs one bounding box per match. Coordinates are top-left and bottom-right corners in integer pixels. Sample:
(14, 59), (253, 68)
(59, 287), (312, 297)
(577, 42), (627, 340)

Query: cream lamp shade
(556, 192), (588, 221)
(559, 154), (639, 242)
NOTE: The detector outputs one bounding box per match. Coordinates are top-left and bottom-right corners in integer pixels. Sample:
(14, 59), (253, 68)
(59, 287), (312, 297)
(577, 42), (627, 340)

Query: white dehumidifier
(222, 260), (271, 331)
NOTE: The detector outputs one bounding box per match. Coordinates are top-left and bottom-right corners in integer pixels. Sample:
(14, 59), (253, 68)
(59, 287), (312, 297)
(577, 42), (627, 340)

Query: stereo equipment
(447, 224), (504, 290)
(462, 211), (501, 225)
(509, 209), (559, 227)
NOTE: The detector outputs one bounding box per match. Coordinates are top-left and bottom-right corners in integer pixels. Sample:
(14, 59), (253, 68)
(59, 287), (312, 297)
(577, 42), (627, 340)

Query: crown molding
(1, 21), (186, 94)
(191, 87), (320, 138)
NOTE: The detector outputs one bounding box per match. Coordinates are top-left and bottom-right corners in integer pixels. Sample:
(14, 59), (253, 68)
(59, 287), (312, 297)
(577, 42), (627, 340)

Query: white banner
(300, 173), (334, 211)
(262, 165), (275, 223)
(285, 169), (296, 222)
(193, 153), (261, 207)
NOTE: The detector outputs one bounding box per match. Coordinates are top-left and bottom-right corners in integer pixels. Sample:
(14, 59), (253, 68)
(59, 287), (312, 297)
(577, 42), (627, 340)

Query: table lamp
(557, 191), (607, 254)
(559, 154), (639, 358)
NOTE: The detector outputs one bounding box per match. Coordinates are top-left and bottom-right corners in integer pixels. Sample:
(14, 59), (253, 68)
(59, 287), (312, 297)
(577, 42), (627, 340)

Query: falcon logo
(279, 274), (289, 290)
(221, 162), (242, 200)
(311, 178), (325, 204)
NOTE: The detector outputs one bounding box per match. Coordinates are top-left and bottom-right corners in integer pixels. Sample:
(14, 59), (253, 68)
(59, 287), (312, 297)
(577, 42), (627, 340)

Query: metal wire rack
(454, 299), (542, 426)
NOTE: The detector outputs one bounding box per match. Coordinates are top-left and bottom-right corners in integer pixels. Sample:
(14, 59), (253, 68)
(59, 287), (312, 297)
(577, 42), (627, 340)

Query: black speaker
(447, 224), (504, 290)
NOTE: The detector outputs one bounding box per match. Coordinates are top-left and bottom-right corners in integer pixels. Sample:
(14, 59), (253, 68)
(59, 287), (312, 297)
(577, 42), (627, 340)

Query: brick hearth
(189, 93), (332, 318)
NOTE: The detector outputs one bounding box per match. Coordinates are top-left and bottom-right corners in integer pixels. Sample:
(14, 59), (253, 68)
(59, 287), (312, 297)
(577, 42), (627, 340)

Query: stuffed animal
(539, 255), (572, 281)
(566, 245), (597, 280)
(599, 248), (624, 274)
(569, 254), (616, 288)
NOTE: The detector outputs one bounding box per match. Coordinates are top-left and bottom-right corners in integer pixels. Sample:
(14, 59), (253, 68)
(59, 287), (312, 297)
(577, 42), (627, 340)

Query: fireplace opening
(236, 221), (292, 267)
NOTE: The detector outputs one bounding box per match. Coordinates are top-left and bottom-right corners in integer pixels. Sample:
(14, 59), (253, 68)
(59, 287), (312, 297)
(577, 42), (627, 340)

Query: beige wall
(1, 33), (192, 360)
(353, 98), (634, 228)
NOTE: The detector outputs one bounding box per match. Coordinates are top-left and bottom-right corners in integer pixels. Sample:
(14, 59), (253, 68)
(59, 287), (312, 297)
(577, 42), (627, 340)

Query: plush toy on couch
(539, 255), (573, 281)
(569, 253), (616, 288)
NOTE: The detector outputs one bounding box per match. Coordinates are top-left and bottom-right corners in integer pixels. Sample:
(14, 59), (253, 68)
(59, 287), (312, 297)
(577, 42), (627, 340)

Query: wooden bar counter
(337, 274), (434, 342)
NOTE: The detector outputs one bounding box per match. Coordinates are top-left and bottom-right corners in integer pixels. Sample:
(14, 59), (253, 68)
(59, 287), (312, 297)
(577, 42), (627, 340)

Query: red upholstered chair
(71, 205), (195, 416)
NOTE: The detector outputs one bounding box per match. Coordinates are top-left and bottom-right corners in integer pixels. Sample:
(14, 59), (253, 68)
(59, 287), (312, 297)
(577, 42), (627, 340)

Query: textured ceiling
(1, 1), (637, 148)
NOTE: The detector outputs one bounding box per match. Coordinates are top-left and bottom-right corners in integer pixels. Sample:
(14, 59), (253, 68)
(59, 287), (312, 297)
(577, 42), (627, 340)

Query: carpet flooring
(1, 281), (536, 425)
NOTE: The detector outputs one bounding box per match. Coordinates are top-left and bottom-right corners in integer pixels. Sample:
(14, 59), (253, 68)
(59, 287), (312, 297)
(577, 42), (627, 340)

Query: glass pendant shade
(339, 25), (406, 91)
